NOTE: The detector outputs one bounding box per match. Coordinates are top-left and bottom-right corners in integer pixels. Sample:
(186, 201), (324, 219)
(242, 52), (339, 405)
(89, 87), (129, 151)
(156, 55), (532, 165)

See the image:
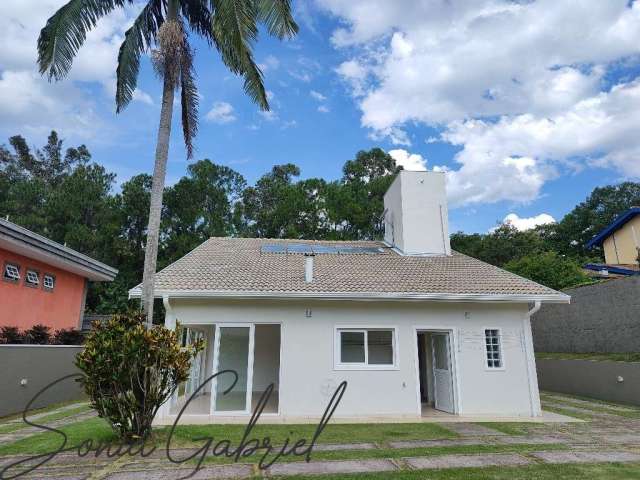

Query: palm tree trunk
(141, 72), (174, 326)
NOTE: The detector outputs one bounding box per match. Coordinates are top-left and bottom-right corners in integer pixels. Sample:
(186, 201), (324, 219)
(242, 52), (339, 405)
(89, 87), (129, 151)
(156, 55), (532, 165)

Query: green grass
(542, 405), (593, 421)
(537, 352), (640, 363)
(0, 418), (116, 456)
(170, 422), (457, 447)
(541, 391), (640, 412)
(274, 462), (640, 479)
(0, 405), (92, 435)
(541, 398), (640, 419)
(0, 420), (456, 456)
(0, 398), (87, 423)
(0, 423), (25, 434)
(193, 442), (567, 466)
(474, 422), (532, 436)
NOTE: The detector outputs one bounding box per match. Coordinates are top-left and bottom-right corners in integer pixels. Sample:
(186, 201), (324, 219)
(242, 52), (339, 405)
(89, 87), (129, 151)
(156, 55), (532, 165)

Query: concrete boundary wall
(0, 345), (85, 417)
(537, 358), (640, 406)
(532, 276), (640, 353)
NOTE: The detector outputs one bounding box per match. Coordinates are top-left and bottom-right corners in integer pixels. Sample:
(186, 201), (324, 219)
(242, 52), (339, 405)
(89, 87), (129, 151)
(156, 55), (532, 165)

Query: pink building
(0, 218), (117, 331)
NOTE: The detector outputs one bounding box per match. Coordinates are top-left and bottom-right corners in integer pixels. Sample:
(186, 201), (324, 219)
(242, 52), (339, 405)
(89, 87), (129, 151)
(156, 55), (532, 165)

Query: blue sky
(1, 1), (640, 234)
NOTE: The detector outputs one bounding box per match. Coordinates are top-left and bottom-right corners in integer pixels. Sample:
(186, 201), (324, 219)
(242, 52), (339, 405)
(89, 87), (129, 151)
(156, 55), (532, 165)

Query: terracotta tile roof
(130, 237), (568, 302)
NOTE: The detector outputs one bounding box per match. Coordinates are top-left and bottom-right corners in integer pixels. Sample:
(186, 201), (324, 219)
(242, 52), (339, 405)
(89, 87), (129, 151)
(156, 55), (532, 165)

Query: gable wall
(603, 215), (640, 265)
(0, 247), (86, 331)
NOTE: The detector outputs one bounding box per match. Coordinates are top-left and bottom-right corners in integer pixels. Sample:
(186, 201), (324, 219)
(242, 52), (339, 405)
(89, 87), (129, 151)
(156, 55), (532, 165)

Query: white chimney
(383, 171), (451, 256)
(304, 254), (314, 282)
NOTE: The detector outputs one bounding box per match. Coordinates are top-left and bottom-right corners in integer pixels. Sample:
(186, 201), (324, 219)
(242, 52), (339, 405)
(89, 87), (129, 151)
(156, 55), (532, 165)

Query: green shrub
(76, 313), (201, 441)
(0, 326), (24, 344)
(504, 251), (591, 291)
(24, 324), (51, 344)
(53, 328), (85, 345)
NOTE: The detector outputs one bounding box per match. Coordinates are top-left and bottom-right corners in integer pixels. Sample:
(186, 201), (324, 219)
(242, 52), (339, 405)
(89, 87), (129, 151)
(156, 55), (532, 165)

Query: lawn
(0, 418), (456, 456)
(537, 352), (640, 363)
(273, 462), (640, 479)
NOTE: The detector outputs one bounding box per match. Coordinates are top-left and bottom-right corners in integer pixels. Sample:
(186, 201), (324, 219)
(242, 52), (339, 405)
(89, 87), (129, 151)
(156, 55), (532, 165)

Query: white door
(431, 333), (455, 413)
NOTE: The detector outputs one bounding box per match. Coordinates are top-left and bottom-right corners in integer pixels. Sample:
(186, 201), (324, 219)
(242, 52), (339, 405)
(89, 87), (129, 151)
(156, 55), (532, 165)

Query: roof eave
(128, 288), (570, 304)
(586, 207), (640, 249)
(0, 219), (118, 281)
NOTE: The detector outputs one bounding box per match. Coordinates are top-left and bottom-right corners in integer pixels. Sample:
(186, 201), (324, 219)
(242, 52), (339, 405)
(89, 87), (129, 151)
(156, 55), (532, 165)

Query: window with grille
(336, 328), (396, 368)
(3, 263), (20, 282)
(43, 274), (55, 290)
(25, 269), (39, 286)
(485, 329), (503, 368)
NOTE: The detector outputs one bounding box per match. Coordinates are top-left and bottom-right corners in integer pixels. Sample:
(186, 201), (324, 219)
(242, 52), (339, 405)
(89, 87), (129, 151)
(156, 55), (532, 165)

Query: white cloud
(310, 90), (327, 101)
(441, 79), (640, 205)
(388, 149), (427, 171)
(258, 55), (280, 72)
(0, 1), (147, 141)
(319, 0), (640, 206)
(0, 70), (105, 140)
(500, 213), (556, 232)
(317, 105), (330, 113)
(258, 110), (278, 122)
(205, 102), (236, 124)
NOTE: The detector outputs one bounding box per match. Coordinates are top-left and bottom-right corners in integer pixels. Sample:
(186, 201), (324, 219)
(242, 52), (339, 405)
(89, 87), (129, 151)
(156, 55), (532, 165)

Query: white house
(130, 171), (569, 423)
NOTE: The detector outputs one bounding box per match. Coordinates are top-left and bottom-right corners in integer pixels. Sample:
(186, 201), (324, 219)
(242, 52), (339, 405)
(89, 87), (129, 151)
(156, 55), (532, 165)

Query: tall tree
(38, 0), (298, 325)
(329, 148), (401, 239)
(242, 163), (305, 238)
(539, 182), (640, 258)
(163, 159), (246, 262)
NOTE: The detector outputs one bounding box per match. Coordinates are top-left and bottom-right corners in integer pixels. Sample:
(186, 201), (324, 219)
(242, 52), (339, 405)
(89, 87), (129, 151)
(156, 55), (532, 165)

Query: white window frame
(43, 274), (55, 291)
(483, 327), (505, 371)
(334, 325), (398, 371)
(25, 269), (40, 287)
(3, 262), (21, 282)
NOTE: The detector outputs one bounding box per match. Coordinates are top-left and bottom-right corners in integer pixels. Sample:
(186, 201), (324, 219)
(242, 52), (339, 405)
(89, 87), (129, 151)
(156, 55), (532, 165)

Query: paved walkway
(0, 402), (94, 444)
(1, 393), (640, 479)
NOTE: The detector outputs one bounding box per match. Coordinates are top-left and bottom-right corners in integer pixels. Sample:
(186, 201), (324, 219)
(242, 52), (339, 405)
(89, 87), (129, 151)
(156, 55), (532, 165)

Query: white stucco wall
(169, 298), (540, 419)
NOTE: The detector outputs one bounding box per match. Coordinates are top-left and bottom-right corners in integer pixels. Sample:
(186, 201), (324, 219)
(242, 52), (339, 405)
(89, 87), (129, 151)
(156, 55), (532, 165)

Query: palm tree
(38, 0), (298, 325)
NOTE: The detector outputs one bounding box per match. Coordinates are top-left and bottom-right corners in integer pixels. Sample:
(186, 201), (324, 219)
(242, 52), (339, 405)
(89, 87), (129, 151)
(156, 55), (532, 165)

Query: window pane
(4, 264), (20, 280)
(485, 329), (502, 368)
(367, 330), (393, 365)
(340, 331), (365, 363)
(215, 327), (250, 411)
(433, 335), (449, 370)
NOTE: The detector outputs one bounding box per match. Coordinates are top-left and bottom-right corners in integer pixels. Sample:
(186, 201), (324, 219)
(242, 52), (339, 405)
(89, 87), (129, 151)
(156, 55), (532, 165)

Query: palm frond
(38, 0), (130, 80)
(115, 0), (164, 112)
(181, 0), (215, 45)
(212, 0), (269, 110)
(180, 40), (199, 159)
(255, 0), (298, 39)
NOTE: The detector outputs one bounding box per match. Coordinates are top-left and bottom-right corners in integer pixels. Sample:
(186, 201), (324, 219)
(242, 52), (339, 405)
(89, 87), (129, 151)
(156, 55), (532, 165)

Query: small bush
(24, 324), (51, 344)
(0, 326), (24, 344)
(53, 328), (85, 345)
(76, 313), (202, 441)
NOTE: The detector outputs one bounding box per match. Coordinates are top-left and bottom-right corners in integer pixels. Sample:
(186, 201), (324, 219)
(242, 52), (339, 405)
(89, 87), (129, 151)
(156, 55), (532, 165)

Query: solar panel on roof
(312, 245), (339, 254)
(337, 246), (383, 254)
(261, 244), (286, 253)
(261, 242), (383, 254)
(287, 243), (314, 253)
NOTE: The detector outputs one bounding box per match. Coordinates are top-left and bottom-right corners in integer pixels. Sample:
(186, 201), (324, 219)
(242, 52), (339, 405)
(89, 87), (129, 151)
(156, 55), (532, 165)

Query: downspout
(523, 301), (542, 417)
(163, 295), (176, 331)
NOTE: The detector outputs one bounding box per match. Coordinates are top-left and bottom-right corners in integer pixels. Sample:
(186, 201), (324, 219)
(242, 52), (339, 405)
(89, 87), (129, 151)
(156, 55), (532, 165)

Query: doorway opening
(416, 330), (456, 415)
(211, 323), (281, 416)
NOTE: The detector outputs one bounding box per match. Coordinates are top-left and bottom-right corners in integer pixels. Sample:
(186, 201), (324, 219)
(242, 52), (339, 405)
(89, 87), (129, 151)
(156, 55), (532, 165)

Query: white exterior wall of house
(162, 298), (540, 420)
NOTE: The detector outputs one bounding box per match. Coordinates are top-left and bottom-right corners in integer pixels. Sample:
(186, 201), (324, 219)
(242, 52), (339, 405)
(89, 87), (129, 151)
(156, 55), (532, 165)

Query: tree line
(2, 131), (638, 314)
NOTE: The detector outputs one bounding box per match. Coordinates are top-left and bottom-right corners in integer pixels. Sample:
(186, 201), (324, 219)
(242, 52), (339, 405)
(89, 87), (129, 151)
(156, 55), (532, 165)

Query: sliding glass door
(211, 325), (254, 414)
(209, 323), (281, 416)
